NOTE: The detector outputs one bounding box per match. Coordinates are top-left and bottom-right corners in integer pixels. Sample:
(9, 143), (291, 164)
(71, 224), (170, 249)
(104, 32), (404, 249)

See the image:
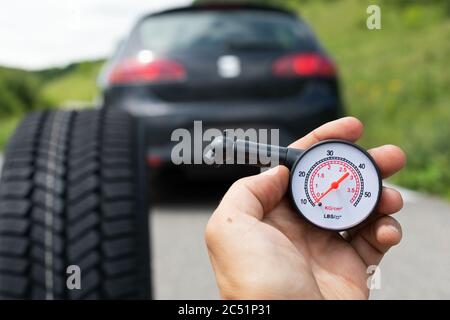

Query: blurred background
(0, 0), (449, 299)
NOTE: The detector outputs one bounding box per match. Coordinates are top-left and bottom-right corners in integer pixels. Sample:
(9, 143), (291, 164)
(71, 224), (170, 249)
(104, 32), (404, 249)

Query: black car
(98, 3), (344, 177)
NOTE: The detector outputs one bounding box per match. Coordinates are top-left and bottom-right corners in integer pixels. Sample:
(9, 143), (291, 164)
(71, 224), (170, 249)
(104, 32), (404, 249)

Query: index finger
(289, 117), (364, 150)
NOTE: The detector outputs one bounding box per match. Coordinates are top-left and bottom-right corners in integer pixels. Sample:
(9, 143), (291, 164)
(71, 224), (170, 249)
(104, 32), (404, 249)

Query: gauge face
(290, 140), (381, 230)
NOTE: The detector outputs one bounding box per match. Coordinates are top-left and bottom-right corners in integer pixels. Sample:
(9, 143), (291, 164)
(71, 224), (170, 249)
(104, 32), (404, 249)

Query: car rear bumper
(106, 92), (343, 174)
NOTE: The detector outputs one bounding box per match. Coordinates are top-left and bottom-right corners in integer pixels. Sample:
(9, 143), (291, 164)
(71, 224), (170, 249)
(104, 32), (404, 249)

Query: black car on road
(98, 3), (344, 177)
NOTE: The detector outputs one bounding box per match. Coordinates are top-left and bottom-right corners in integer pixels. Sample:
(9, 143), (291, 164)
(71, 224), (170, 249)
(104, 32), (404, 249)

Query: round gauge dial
(290, 140), (382, 230)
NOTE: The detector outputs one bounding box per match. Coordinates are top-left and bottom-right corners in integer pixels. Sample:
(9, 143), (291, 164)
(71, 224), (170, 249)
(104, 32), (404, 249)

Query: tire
(0, 109), (151, 299)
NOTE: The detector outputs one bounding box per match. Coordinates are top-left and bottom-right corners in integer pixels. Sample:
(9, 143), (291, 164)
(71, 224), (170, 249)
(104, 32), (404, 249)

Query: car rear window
(136, 10), (316, 53)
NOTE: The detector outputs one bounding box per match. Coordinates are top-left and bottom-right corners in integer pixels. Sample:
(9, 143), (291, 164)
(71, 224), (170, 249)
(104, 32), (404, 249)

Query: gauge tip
(204, 133), (235, 165)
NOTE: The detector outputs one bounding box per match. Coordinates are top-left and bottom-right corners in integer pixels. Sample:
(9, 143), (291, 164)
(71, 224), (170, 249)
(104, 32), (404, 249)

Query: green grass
(0, 60), (104, 151)
(40, 61), (104, 107)
(0, 116), (20, 150)
(295, 0), (450, 198)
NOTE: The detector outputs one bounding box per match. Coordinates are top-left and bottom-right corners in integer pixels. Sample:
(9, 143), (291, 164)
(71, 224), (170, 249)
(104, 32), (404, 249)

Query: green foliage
(380, 0), (450, 16)
(295, 0), (450, 199)
(0, 67), (49, 116)
(0, 67), (48, 150)
(0, 116), (20, 150)
(40, 60), (104, 106)
(0, 60), (104, 150)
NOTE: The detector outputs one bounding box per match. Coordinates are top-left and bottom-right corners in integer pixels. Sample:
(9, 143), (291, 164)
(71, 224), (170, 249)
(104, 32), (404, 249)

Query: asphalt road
(1, 155), (450, 299)
(151, 180), (450, 300)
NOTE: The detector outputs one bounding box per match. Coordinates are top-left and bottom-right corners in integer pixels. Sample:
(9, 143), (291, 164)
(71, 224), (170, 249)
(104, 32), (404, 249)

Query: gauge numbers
(291, 140), (381, 230)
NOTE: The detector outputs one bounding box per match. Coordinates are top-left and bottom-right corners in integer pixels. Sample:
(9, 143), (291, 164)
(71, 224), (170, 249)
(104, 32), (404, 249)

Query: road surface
(1, 155), (450, 299)
(151, 179), (450, 300)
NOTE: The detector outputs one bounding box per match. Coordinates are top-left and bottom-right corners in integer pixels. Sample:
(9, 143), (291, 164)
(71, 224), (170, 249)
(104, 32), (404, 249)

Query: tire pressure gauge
(289, 140), (382, 230)
(205, 135), (382, 231)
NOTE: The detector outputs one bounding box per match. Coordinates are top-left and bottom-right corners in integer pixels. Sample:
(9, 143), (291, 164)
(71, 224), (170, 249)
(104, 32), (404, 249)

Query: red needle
(315, 172), (350, 205)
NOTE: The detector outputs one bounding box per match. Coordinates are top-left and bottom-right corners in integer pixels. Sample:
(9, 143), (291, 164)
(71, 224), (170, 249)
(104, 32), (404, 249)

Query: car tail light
(273, 53), (336, 77)
(147, 154), (163, 168)
(109, 57), (186, 85)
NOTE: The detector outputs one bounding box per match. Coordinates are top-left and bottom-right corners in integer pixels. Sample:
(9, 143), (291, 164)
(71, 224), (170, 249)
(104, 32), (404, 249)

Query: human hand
(205, 117), (406, 299)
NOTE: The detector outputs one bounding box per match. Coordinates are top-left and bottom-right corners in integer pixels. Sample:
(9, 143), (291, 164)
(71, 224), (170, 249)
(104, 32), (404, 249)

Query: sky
(0, 0), (193, 70)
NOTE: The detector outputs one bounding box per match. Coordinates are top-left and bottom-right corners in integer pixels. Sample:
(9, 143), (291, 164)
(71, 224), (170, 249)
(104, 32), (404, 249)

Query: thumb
(216, 166), (290, 221)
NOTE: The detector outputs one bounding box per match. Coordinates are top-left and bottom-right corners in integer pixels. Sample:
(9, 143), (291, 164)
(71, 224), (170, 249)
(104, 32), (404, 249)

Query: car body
(98, 3), (344, 178)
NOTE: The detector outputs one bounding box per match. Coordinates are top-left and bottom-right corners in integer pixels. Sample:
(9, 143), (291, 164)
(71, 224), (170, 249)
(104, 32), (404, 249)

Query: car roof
(139, 3), (297, 21)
